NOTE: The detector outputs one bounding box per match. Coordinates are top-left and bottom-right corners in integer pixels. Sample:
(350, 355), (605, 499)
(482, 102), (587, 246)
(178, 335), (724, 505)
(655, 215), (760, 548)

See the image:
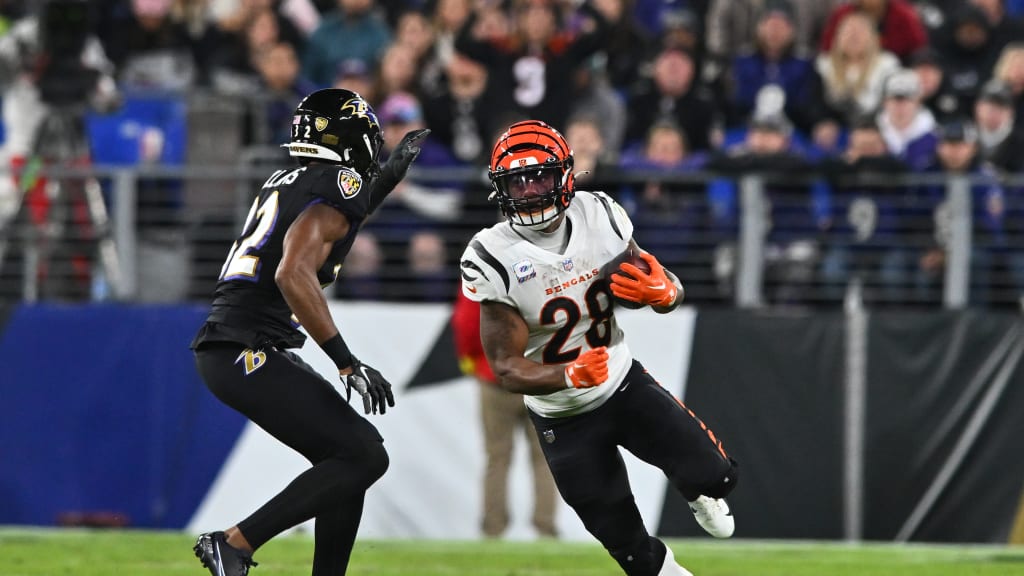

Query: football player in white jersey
(460, 120), (738, 576)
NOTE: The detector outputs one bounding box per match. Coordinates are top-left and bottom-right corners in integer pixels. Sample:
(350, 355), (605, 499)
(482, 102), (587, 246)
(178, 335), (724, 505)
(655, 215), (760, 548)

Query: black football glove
(342, 358), (396, 415)
(368, 128), (431, 213)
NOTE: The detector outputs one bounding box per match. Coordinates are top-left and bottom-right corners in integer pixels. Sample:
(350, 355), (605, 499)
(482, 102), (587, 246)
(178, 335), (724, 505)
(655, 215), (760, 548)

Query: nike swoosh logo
(467, 285), (477, 293)
(649, 282), (665, 290)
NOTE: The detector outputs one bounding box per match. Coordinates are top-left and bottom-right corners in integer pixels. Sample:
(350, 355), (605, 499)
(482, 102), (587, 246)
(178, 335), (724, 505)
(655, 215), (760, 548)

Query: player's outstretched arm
(480, 301), (608, 394)
(276, 204), (395, 414)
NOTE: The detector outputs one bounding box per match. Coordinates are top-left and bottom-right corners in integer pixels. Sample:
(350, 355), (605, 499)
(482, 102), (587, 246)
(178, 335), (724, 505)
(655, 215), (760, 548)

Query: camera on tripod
(35, 0), (100, 108)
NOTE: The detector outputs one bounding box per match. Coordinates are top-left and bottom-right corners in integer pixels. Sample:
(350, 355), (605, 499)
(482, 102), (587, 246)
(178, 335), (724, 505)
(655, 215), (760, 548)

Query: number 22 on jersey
(219, 191), (280, 281)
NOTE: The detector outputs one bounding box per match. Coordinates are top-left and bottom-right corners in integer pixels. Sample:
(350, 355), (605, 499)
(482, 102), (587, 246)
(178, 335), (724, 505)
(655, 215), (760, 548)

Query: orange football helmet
(488, 120), (575, 228)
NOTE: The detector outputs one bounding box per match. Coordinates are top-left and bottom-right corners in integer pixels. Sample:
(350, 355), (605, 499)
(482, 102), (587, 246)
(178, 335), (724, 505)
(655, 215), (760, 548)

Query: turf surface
(2, 528), (1023, 575)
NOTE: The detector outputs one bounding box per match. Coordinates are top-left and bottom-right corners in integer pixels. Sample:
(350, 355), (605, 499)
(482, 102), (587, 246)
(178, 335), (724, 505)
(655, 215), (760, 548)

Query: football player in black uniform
(189, 88), (429, 576)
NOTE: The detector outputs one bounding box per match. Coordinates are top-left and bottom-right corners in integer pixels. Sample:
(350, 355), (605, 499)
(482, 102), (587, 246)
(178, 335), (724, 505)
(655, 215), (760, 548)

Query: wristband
(322, 333), (354, 370)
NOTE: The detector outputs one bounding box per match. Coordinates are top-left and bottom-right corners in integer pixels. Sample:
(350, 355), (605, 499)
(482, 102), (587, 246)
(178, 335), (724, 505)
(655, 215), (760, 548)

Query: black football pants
(529, 360), (737, 576)
(194, 343), (388, 576)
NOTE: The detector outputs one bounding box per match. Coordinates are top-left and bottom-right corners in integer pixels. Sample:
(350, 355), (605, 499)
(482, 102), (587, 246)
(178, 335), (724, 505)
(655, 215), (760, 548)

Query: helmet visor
(493, 168), (562, 226)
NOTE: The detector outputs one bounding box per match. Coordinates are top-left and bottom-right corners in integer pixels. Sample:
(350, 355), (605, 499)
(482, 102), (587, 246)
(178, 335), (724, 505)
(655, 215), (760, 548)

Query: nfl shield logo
(543, 430), (555, 444)
(561, 259), (574, 272)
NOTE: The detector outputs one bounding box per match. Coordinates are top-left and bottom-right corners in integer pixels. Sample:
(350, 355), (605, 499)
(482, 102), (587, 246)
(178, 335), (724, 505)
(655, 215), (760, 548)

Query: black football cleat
(193, 531), (258, 576)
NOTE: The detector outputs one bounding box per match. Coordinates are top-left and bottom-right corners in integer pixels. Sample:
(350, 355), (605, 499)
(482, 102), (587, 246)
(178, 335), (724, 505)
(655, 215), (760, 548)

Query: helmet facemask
(492, 165), (570, 229)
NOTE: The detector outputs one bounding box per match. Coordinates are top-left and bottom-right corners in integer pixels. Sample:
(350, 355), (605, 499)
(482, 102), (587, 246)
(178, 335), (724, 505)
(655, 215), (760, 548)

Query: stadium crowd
(2, 0), (1024, 307)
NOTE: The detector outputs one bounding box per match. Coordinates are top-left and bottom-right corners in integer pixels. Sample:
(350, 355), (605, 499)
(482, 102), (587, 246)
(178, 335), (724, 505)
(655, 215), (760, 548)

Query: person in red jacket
(820, 0), (928, 63)
(452, 289), (558, 538)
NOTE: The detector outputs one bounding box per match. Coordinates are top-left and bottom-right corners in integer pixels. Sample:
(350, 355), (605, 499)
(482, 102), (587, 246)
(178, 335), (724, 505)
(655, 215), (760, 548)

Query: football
(599, 247), (651, 309)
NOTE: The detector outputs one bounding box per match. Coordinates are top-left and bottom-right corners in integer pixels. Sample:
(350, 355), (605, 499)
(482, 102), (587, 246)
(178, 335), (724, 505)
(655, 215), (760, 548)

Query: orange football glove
(609, 252), (678, 307)
(564, 346), (609, 389)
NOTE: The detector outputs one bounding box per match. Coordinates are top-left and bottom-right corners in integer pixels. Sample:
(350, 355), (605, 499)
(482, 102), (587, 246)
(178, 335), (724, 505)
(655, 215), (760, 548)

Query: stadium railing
(0, 161), (1022, 310)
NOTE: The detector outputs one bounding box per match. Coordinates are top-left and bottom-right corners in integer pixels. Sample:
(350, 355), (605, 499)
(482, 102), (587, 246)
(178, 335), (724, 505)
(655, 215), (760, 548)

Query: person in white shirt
(460, 120), (738, 576)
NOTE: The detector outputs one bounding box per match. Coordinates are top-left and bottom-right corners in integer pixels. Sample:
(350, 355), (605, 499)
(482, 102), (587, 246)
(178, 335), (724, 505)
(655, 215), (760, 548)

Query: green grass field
(2, 528), (1024, 576)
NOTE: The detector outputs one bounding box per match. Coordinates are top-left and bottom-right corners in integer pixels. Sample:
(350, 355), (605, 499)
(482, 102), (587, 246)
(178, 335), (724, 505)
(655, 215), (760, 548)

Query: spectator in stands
(564, 113), (616, 186)
(820, 0), (928, 63)
(818, 117), (910, 303)
(569, 55), (627, 157)
(992, 43), (1024, 128)
(932, 4), (1002, 116)
(706, 113), (826, 304)
(587, 0), (651, 95)
(395, 9), (435, 58)
(209, 0), (321, 37)
(302, 0), (392, 87)
(814, 12), (900, 140)
(917, 119), (1008, 305)
(974, 78), (1024, 173)
(970, 0), (1024, 53)
(421, 0), (472, 95)
(724, 0), (822, 135)
(208, 4), (304, 94)
(454, 0), (610, 132)
(632, 0), (708, 39)
(619, 121), (708, 279)
(103, 0), (201, 92)
(407, 229), (449, 302)
(910, 47), (963, 121)
(703, 0), (839, 86)
(626, 46), (716, 153)
(658, 7), (702, 58)
(332, 58), (377, 102)
(877, 69), (938, 171)
(473, 3), (512, 42)
(374, 42), (420, 103)
(393, 10), (437, 95)
(363, 91), (462, 301)
(335, 232), (385, 299)
(254, 41), (318, 146)
(167, 0), (220, 77)
(422, 52), (490, 164)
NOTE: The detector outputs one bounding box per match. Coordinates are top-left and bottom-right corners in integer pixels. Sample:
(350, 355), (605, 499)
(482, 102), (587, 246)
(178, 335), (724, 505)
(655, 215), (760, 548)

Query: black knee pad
(702, 457), (738, 499)
(363, 440), (389, 483)
(609, 536), (666, 576)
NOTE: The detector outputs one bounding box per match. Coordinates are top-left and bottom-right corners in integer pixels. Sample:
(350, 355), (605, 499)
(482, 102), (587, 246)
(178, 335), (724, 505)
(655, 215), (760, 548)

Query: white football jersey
(460, 191), (635, 418)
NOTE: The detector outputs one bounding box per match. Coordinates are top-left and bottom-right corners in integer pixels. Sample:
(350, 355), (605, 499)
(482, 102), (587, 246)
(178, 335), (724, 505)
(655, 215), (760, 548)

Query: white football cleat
(688, 495), (734, 538)
(659, 544), (694, 576)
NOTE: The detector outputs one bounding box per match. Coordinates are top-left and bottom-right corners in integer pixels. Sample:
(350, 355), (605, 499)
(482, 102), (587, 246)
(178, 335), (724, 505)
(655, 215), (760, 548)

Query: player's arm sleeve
(459, 238), (514, 307)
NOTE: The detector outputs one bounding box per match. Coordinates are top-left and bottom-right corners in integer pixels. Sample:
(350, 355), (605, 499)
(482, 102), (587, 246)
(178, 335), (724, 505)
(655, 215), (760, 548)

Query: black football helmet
(283, 88), (383, 180)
